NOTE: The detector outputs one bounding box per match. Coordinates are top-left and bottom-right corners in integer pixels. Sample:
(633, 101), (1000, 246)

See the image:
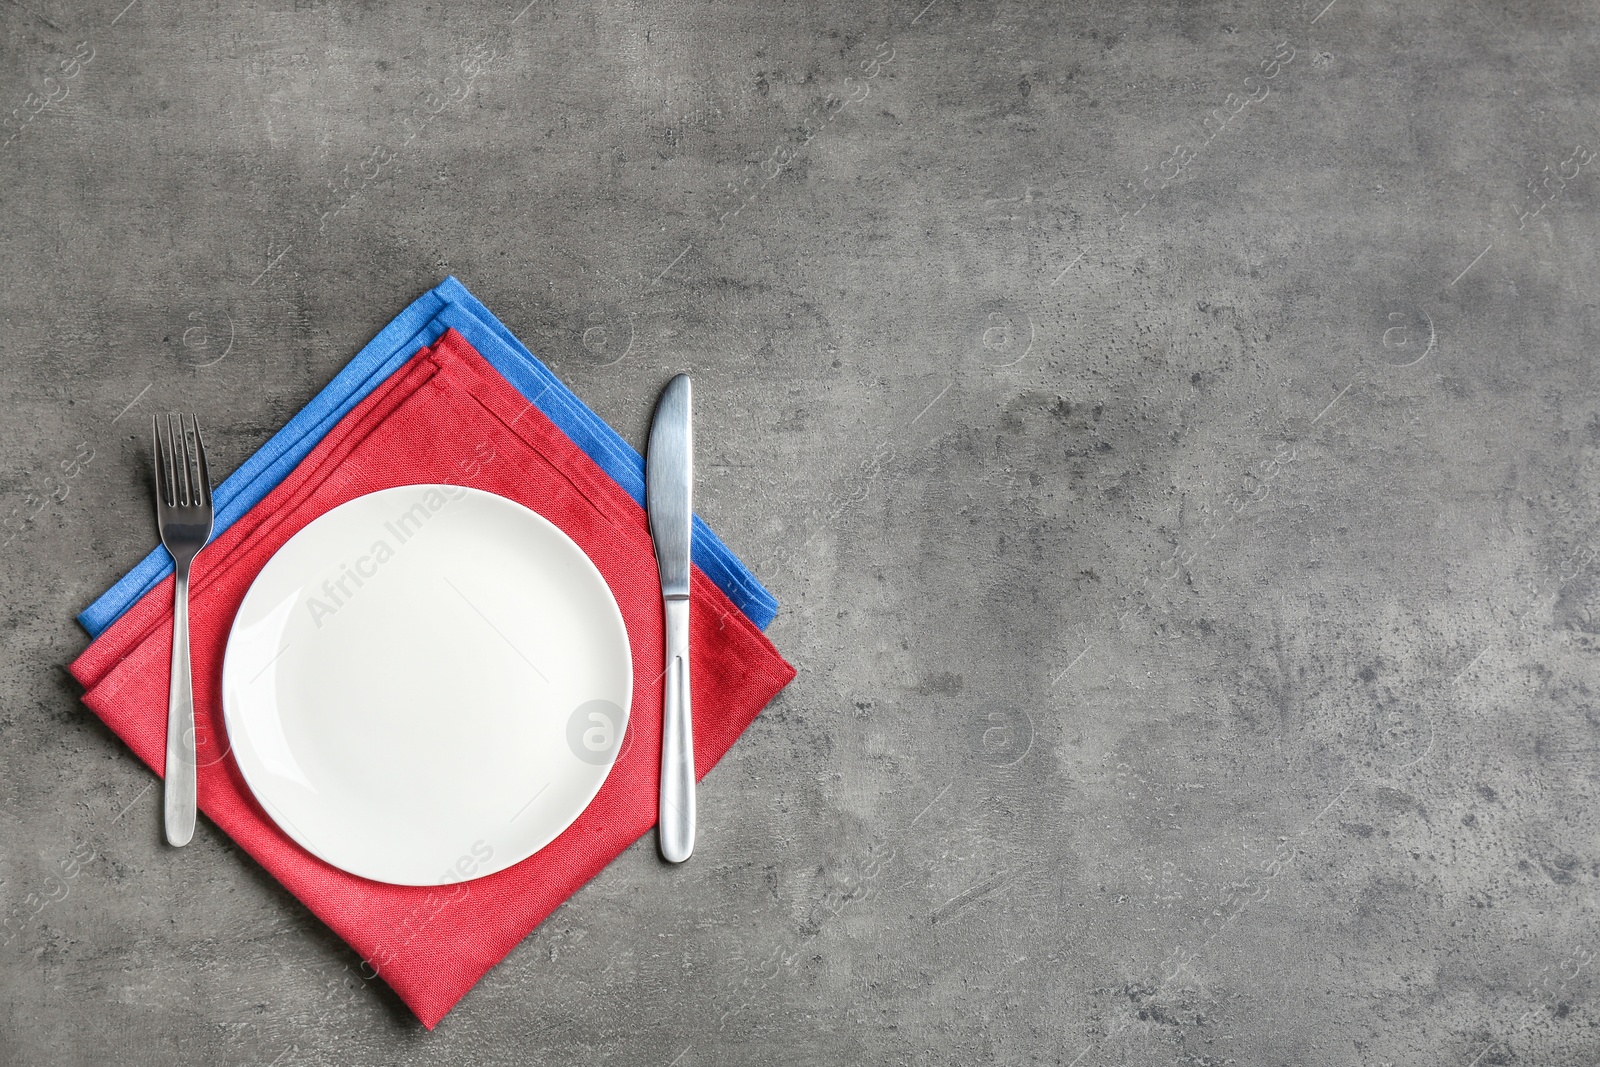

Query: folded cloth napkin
(78, 276), (779, 637)
(69, 328), (796, 1028)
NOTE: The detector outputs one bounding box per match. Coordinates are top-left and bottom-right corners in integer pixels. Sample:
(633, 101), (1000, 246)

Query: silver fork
(153, 414), (214, 847)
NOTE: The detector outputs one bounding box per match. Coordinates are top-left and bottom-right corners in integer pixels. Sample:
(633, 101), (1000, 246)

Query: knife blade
(646, 373), (694, 862)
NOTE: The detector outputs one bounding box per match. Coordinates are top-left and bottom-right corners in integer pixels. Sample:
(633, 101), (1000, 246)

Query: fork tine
(152, 415), (170, 509)
(167, 413), (188, 507)
(171, 414), (185, 506)
(189, 415), (211, 509)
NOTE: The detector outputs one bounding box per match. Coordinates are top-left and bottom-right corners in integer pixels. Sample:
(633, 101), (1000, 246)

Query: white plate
(220, 485), (632, 886)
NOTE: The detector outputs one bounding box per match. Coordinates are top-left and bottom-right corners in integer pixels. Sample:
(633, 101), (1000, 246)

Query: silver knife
(647, 373), (695, 862)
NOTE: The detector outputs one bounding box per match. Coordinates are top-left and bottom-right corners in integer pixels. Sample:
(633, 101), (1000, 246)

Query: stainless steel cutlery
(646, 374), (694, 863)
(153, 414), (214, 847)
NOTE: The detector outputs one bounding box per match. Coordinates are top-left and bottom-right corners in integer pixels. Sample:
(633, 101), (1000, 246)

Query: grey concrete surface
(1, 0), (1597, 1063)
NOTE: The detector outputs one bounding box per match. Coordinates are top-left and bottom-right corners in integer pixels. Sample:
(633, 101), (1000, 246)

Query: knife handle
(659, 596), (695, 863)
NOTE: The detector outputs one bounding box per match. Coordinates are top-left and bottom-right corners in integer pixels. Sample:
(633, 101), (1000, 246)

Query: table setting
(68, 279), (795, 1027)
(6, 0), (1599, 1061)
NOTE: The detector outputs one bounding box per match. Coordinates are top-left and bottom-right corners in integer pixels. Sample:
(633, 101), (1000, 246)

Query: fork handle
(164, 566), (197, 847)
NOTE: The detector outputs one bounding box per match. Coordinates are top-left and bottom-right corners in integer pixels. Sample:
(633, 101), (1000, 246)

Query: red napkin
(69, 328), (795, 1028)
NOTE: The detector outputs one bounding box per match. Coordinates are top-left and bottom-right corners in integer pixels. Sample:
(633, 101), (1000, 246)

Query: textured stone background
(2, 0), (1598, 1063)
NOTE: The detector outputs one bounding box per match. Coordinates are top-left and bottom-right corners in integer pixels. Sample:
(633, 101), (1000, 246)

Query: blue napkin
(79, 277), (779, 636)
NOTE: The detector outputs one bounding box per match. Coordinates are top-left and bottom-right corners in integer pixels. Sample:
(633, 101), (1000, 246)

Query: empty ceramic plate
(220, 484), (632, 886)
